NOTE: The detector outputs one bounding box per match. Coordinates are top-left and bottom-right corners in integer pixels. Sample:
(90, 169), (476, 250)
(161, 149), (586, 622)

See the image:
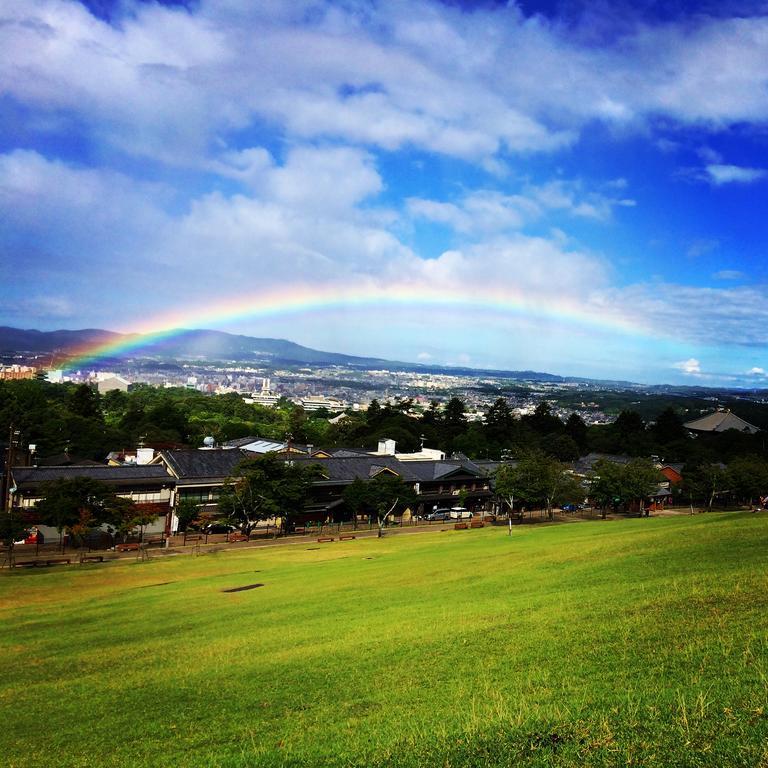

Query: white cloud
(4, 147), (768, 365)
(595, 281), (768, 348)
(674, 358), (702, 375)
(705, 164), (767, 185)
(687, 238), (719, 258)
(0, 149), (170, 262)
(713, 269), (744, 280)
(5, 1), (768, 168)
(748, 367), (765, 375)
(408, 180), (634, 235)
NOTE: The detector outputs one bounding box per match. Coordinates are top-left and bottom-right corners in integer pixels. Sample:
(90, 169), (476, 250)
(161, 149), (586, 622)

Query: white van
(449, 507), (472, 520)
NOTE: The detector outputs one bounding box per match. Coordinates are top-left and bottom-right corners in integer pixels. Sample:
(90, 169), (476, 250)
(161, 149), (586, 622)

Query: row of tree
(7, 453), (768, 552)
(494, 453), (663, 520)
(2, 379), (767, 470)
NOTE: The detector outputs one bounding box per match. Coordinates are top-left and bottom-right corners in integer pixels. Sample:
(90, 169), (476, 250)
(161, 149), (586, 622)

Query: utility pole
(3, 426), (20, 514)
(2, 426), (21, 569)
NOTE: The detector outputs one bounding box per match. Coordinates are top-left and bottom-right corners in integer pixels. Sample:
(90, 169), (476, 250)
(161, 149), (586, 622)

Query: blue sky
(2, 0), (768, 385)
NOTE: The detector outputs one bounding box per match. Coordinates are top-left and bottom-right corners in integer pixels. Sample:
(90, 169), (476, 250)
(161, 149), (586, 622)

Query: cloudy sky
(2, 0), (768, 384)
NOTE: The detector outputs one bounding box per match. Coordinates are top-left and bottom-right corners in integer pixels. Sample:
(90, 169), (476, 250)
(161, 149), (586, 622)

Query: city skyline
(3, 0), (768, 385)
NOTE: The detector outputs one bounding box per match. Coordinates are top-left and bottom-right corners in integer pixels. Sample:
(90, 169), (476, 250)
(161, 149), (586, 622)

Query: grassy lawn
(2, 513), (768, 767)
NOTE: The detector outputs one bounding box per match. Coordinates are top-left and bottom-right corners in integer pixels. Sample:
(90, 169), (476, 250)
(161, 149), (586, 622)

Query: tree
(493, 462), (527, 517)
(342, 473), (415, 537)
(218, 454), (323, 535)
(546, 434), (580, 462)
(524, 402), (562, 437)
(34, 477), (137, 548)
(588, 459), (626, 519)
(652, 407), (686, 445)
(174, 498), (201, 532)
(421, 400), (441, 427)
(108, 497), (156, 542)
(485, 398), (513, 435)
(727, 456), (768, 509)
(622, 458), (664, 516)
(535, 453), (582, 520)
(0, 509), (30, 566)
(342, 478), (370, 530)
(495, 451), (580, 521)
(564, 413), (588, 453)
(682, 461), (729, 512)
(444, 397), (467, 432)
(69, 384), (102, 420)
(366, 399), (382, 426)
(612, 410), (648, 455)
(588, 458), (663, 517)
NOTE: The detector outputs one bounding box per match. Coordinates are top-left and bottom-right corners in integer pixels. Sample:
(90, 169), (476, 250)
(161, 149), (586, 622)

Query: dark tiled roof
(157, 450), (487, 487)
(290, 455), (412, 483)
(12, 464), (172, 489)
(471, 460), (501, 476)
(400, 460), (485, 481)
(572, 453), (634, 474)
(159, 449), (251, 482)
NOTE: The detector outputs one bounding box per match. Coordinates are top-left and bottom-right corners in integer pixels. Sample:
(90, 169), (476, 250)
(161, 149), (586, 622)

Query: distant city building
(96, 375), (130, 394)
(295, 395), (346, 412)
(245, 377), (281, 407)
(0, 365), (36, 380)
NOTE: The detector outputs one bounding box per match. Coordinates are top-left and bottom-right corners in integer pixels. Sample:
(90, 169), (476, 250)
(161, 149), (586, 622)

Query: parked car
(426, 508), (452, 521)
(449, 507), (473, 520)
(203, 523), (238, 535)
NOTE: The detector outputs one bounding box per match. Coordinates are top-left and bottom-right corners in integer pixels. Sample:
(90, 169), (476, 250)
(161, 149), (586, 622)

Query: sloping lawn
(2, 513), (767, 767)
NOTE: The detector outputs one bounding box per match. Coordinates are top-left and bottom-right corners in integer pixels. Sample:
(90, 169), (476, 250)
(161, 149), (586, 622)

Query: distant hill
(0, 326), (391, 368)
(0, 326), (122, 355)
(0, 325), (564, 381)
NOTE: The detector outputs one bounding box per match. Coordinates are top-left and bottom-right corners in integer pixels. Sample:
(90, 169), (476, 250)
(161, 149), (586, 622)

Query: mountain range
(0, 325), (566, 381)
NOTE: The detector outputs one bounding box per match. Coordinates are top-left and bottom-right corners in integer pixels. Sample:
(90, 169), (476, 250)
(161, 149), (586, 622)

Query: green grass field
(2, 514), (768, 767)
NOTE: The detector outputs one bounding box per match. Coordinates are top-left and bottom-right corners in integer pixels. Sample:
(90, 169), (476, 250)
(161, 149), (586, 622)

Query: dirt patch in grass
(222, 583), (264, 593)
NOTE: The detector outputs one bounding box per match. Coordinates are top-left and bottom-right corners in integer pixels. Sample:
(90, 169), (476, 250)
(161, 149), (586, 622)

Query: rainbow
(58, 280), (649, 370)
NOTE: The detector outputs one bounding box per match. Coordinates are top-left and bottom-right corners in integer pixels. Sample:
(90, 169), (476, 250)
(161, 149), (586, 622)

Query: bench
(317, 537), (334, 543)
(454, 523), (468, 530)
(229, 533), (249, 542)
(339, 534), (356, 541)
(13, 558), (71, 567)
(470, 521), (485, 529)
(115, 543), (140, 552)
(294, 527), (307, 534)
(81, 555), (104, 563)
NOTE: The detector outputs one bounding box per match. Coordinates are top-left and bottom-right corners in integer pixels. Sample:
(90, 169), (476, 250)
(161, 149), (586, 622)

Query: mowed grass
(2, 515), (768, 768)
